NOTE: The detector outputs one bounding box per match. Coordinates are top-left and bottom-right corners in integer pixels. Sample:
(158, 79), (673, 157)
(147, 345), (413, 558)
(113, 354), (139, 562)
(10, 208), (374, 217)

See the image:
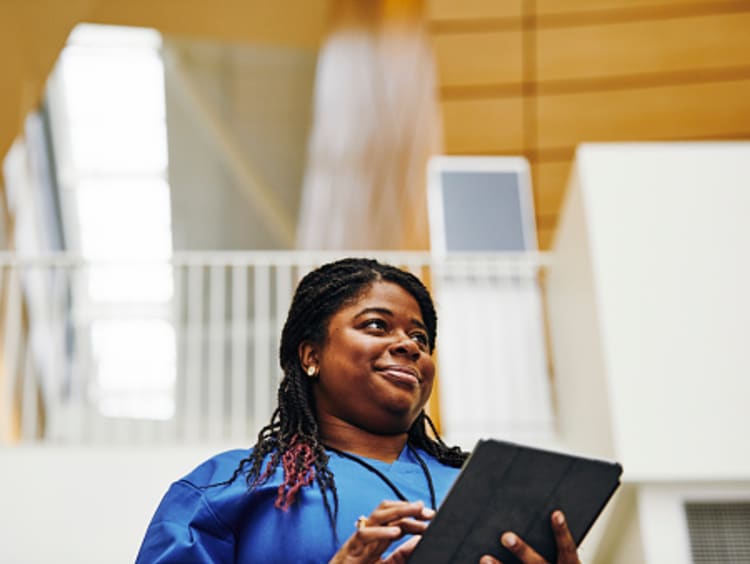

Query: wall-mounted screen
(428, 156), (538, 254)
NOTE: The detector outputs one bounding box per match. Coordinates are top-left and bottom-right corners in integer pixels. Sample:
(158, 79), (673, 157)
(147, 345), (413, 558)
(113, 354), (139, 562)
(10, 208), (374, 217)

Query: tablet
(408, 439), (623, 563)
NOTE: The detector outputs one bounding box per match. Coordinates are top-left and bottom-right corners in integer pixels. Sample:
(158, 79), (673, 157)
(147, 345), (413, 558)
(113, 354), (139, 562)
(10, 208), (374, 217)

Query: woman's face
(304, 281), (435, 435)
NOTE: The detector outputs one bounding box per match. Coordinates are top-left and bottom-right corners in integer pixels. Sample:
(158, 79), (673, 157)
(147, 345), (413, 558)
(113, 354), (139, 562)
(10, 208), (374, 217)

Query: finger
(371, 500), (432, 521)
(500, 532), (546, 564)
(370, 499), (423, 512)
(368, 501), (434, 526)
(479, 556), (501, 564)
(550, 511), (579, 563)
(387, 517), (430, 535)
(354, 525), (403, 544)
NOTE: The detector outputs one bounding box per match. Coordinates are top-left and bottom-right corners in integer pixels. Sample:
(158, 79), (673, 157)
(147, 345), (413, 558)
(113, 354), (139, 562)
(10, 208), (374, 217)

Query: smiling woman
(136, 258), (580, 564)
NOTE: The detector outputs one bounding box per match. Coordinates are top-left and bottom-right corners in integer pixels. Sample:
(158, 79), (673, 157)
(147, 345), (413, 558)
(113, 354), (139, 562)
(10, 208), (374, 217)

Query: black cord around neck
(325, 443), (437, 510)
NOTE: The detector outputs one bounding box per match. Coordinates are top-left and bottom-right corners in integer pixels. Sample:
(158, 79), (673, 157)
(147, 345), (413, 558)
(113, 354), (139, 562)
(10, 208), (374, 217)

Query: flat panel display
(428, 156), (537, 254)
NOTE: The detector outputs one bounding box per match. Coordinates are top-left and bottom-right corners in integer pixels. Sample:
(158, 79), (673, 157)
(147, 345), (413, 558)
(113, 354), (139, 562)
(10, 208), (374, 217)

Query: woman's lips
(377, 365), (420, 386)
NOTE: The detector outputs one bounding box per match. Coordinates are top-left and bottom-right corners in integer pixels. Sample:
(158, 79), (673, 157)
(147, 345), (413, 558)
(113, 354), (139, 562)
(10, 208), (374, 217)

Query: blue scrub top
(136, 445), (461, 563)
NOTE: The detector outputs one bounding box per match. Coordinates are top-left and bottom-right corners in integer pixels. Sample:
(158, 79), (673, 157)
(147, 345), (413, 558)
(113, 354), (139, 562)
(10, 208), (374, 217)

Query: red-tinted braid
(275, 435), (317, 510)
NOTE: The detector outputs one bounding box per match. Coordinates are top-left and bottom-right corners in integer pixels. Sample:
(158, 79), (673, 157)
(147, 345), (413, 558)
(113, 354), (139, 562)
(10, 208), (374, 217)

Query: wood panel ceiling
(427, 0), (750, 249)
(3, 0), (749, 250)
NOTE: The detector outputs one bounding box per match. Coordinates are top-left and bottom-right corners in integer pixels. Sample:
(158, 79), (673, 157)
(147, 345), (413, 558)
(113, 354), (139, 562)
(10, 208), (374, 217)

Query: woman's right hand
(328, 500), (434, 564)
(479, 510), (580, 564)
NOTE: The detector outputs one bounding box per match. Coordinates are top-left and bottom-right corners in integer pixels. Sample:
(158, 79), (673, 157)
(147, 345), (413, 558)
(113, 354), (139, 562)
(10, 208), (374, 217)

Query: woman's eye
(411, 332), (429, 347)
(363, 319), (387, 331)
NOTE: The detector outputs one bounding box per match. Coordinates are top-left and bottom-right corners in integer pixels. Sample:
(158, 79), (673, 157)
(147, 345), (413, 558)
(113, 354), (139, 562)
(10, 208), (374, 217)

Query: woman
(137, 258), (578, 563)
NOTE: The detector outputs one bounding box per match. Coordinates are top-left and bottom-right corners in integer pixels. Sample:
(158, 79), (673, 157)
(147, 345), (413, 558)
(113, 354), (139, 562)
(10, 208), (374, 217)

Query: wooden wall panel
(432, 30), (523, 87)
(535, 0), (740, 16)
(426, 0), (522, 22)
(536, 79), (750, 152)
(441, 97), (524, 154)
(429, 2), (750, 248)
(532, 160), (573, 217)
(537, 228), (556, 250)
(537, 11), (750, 83)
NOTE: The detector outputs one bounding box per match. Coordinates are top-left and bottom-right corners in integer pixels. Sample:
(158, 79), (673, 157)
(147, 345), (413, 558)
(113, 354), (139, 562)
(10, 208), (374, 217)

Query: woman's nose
(390, 334), (420, 359)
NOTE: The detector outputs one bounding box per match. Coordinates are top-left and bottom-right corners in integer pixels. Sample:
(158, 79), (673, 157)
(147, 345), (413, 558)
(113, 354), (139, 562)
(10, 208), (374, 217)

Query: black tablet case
(408, 439), (623, 564)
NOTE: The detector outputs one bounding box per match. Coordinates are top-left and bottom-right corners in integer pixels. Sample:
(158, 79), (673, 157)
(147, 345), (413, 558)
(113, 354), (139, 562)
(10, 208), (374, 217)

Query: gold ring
(355, 516), (368, 530)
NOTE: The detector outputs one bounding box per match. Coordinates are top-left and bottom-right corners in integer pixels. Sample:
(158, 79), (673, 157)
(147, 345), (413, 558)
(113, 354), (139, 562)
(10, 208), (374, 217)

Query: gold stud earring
(306, 366), (317, 377)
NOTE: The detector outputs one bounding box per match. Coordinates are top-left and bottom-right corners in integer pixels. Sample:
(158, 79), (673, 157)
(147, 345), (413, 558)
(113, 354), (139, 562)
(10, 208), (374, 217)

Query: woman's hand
(479, 510), (580, 564)
(329, 500), (434, 564)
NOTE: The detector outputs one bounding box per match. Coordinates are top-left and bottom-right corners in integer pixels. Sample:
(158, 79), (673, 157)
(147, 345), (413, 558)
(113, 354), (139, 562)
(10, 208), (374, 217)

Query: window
(47, 23), (175, 419)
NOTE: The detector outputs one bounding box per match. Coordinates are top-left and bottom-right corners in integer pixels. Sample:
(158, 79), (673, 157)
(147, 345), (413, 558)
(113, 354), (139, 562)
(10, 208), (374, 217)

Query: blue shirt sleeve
(136, 480), (235, 563)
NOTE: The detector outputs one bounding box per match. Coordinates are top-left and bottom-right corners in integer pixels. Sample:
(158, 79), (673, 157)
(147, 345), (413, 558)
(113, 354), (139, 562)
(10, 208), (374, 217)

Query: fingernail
(480, 558), (494, 564)
(554, 511), (565, 526)
(502, 532), (517, 548)
(423, 507), (436, 518)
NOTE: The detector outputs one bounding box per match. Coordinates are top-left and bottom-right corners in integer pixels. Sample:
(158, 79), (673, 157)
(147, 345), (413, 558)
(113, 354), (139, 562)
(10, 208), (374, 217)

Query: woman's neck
(317, 416), (408, 463)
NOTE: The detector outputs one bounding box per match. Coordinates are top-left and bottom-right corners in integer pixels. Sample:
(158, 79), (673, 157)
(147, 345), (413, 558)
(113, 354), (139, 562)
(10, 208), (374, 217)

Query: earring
(306, 366), (317, 377)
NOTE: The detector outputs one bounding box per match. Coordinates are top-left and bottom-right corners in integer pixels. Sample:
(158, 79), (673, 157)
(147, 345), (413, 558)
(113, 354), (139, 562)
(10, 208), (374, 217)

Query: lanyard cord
(325, 443), (437, 510)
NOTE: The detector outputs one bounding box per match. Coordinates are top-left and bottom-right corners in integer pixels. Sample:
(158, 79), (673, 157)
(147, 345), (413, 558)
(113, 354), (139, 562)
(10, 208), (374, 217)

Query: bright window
(48, 23), (175, 420)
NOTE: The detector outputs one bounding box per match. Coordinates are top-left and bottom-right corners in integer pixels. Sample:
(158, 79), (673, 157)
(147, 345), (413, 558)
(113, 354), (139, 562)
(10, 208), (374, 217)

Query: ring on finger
(355, 516), (368, 530)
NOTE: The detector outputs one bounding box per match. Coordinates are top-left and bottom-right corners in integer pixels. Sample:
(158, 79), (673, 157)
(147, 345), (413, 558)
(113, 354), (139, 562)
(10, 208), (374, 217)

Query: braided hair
(226, 257), (467, 528)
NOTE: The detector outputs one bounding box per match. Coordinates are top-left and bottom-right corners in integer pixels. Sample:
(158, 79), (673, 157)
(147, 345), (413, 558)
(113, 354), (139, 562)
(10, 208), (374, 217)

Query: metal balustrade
(0, 251), (553, 446)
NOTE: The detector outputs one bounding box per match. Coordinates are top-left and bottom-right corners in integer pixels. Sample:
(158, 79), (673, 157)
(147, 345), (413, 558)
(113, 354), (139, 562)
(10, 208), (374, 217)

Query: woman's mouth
(376, 365), (421, 387)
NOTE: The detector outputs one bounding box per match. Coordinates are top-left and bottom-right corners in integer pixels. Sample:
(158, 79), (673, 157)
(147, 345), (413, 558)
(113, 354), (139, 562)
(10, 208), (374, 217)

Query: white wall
(0, 445), (232, 564)
(548, 142), (750, 480)
(545, 161), (615, 460)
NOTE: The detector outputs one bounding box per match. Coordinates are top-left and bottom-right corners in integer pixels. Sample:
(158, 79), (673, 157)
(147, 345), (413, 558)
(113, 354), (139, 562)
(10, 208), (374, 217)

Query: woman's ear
(298, 341), (320, 377)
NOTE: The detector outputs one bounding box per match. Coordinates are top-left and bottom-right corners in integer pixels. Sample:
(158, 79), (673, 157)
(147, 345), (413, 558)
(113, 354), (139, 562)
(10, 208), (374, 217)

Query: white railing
(0, 251), (553, 446)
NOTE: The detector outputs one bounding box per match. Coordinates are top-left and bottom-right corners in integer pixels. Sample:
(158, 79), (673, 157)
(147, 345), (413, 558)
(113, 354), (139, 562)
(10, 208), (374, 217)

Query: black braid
(223, 258), (467, 534)
(407, 411), (468, 467)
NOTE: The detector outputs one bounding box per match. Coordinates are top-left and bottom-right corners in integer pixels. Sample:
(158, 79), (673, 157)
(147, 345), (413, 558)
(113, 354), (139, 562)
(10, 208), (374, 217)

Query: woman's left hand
(479, 510), (580, 564)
